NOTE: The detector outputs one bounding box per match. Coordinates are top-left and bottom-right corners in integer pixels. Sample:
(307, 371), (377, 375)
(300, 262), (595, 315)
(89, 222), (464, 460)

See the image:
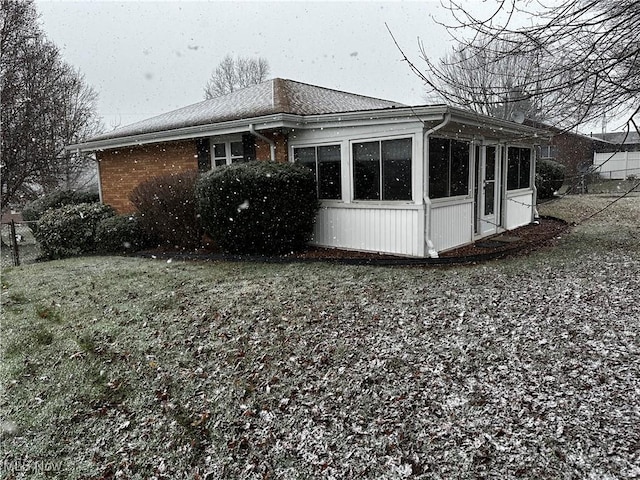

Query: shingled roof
(91, 78), (406, 142)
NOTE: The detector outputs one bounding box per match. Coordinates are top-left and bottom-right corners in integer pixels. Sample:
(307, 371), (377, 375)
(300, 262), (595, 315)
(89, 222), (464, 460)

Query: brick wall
(551, 132), (595, 177)
(98, 141), (197, 213)
(255, 130), (289, 163)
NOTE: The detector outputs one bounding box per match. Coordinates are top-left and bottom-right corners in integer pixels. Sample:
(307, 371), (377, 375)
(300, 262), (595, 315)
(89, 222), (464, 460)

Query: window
(294, 145), (341, 199)
(428, 138), (470, 199)
(352, 138), (412, 201)
(539, 144), (557, 159)
(212, 140), (246, 167)
(507, 146), (531, 190)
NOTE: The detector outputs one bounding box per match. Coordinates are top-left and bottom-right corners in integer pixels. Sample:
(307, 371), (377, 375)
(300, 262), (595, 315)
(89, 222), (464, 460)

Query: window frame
(292, 143), (342, 200)
(351, 136), (413, 202)
(506, 146), (532, 191)
(210, 138), (245, 167)
(428, 136), (471, 200)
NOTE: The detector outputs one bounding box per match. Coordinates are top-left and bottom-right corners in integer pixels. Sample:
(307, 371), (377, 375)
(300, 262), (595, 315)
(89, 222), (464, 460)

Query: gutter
(423, 112), (452, 258)
(249, 124), (276, 161)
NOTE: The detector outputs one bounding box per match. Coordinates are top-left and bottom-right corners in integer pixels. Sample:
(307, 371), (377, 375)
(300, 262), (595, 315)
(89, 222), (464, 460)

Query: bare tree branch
(203, 55), (271, 99)
(398, 0), (639, 131)
(1, 0), (103, 207)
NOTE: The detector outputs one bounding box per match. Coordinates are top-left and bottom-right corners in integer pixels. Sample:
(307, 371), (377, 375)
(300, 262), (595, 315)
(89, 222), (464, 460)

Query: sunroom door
(478, 145), (499, 236)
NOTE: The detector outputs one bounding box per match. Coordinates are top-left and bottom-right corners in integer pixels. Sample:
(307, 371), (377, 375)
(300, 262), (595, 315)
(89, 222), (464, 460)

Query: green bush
(35, 203), (115, 259)
(196, 161), (319, 254)
(129, 170), (202, 249)
(536, 159), (566, 200)
(22, 190), (100, 222)
(95, 214), (148, 253)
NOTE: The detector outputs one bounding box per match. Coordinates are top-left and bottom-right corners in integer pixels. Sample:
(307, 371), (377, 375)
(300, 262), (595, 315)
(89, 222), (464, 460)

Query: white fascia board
(297, 106), (449, 129)
(66, 105), (546, 153)
(446, 107), (548, 141)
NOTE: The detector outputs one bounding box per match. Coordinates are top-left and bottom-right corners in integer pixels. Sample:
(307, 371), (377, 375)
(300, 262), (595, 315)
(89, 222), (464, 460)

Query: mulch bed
(139, 216), (570, 266)
(439, 215), (570, 259)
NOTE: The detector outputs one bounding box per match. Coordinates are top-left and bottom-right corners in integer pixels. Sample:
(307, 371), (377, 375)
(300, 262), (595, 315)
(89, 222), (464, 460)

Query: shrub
(129, 170), (202, 249)
(95, 214), (148, 253)
(22, 189), (100, 222)
(536, 159), (566, 199)
(196, 161), (319, 254)
(35, 203), (115, 259)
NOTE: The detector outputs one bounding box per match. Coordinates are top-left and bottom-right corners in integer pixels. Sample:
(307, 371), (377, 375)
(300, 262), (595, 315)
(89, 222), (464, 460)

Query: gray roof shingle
(91, 78), (406, 142)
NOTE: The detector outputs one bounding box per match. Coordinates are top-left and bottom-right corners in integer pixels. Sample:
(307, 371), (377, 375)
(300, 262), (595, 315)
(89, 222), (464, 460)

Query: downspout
(423, 112), (452, 258)
(249, 124), (276, 162)
(531, 146), (540, 224)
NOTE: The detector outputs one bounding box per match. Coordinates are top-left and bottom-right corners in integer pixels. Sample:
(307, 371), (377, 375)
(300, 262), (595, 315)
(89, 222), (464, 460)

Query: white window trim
(506, 144), (534, 191)
(291, 142), (344, 201)
(210, 136), (244, 168)
(426, 135), (473, 200)
(349, 134), (415, 203)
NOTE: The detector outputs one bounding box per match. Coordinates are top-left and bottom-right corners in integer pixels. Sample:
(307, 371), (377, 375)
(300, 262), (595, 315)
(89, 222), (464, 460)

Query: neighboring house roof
(90, 78), (406, 143)
(591, 131), (640, 145)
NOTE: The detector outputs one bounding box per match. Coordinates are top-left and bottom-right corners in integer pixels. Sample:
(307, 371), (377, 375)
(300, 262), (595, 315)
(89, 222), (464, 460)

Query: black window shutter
(242, 134), (256, 162)
(196, 138), (211, 172)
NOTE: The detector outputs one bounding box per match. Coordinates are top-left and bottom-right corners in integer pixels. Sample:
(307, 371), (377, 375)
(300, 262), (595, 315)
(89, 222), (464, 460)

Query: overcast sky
(35, 1), (456, 131)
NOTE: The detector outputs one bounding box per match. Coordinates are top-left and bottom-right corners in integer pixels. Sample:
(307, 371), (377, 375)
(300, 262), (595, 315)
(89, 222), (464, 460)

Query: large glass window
(353, 138), (412, 201)
(294, 144), (342, 200)
(507, 146), (531, 190)
(428, 138), (470, 199)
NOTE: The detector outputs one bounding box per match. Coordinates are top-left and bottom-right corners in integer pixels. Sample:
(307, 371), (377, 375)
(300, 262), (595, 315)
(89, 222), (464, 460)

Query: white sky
(35, 0), (455, 131)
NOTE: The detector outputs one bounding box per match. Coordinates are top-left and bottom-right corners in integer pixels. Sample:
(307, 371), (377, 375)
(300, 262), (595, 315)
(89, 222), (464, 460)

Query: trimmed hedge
(35, 203), (115, 259)
(196, 161), (319, 254)
(22, 190), (100, 222)
(536, 158), (566, 199)
(129, 170), (202, 249)
(95, 214), (148, 254)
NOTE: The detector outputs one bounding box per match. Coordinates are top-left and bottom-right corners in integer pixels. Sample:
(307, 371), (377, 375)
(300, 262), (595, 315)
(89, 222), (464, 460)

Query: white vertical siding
(504, 192), (534, 229)
(594, 151), (640, 180)
(312, 204), (424, 257)
(429, 200), (474, 252)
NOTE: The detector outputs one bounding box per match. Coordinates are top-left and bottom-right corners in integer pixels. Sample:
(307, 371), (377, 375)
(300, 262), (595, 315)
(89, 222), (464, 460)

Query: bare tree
(422, 34), (569, 123)
(204, 55), (270, 99)
(1, 0), (102, 207)
(394, 0), (640, 131)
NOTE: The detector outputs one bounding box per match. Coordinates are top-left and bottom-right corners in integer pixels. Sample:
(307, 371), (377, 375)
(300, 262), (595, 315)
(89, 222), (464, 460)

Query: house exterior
(527, 121), (611, 179)
(68, 78), (545, 257)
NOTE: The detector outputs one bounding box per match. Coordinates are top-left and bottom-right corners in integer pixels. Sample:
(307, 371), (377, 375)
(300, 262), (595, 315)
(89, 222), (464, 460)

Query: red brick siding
(98, 141), (197, 213)
(255, 130), (289, 163)
(550, 133), (595, 177)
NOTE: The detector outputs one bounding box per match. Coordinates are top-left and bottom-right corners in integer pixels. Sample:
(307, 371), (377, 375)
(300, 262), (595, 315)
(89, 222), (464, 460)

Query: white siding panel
(594, 152), (640, 179)
(430, 201), (473, 252)
(311, 205), (424, 257)
(504, 192), (533, 229)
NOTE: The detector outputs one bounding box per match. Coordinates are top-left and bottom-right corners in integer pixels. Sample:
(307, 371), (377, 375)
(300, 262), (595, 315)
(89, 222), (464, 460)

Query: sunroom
(284, 107), (541, 257)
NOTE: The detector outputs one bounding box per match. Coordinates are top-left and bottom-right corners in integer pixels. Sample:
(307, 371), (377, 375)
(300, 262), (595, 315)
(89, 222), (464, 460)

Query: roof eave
(66, 113), (300, 153)
(67, 105), (547, 153)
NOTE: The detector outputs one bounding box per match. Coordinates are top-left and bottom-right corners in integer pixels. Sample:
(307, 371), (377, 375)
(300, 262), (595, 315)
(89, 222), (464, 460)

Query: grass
(1, 195), (639, 479)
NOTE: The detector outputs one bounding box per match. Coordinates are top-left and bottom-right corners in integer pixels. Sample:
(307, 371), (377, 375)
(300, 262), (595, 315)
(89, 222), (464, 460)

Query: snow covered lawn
(1, 195), (639, 479)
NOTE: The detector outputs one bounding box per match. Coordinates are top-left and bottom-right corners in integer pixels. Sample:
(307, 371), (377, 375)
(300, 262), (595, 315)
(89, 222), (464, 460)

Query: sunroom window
(428, 137), (470, 199)
(507, 146), (531, 190)
(294, 144), (341, 200)
(352, 138), (412, 201)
